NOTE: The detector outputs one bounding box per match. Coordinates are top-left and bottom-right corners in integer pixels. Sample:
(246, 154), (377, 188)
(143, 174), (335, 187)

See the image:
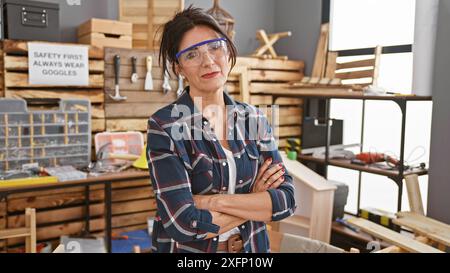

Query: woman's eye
(185, 51), (198, 60)
(209, 42), (221, 50)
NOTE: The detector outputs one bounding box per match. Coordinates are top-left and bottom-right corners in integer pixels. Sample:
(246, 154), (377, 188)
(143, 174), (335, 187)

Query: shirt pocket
(190, 154), (214, 194)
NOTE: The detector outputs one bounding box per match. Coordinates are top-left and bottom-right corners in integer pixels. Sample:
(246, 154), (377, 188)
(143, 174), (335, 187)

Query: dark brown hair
(158, 5), (237, 77)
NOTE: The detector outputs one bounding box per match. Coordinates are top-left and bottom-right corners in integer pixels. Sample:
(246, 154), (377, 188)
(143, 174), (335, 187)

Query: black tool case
(2, 0), (60, 42)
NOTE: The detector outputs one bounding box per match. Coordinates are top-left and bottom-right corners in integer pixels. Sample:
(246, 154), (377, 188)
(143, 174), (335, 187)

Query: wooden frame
(0, 208), (36, 253)
(269, 152), (337, 243)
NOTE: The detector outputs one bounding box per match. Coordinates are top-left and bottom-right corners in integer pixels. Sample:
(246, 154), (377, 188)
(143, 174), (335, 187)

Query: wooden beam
(393, 212), (450, 247)
(311, 23), (329, 78)
(347, 217), (443, 253)
(404, 174), (425, 215)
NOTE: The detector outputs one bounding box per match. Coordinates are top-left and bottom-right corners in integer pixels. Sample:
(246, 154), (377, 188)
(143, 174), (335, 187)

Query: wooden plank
(112, 210), (156, 228)
(112, 199), (157, 215)
(106, 119), (148, 132)
(77, 18), (132, 37)
(7, 190), (104, 212)
(312, 23), (329, 78)
(92, 118), (106, 132)
(274, 97), (303, 106)
(347, 217), (443, 253)
(235, 57), (304, 71)
(2, 40), (104, 60)
(249, 95), (273, 105)
(336, 58), (375, 70)
(104, 78), (177, 92)
(5, 73), (104, 88)
(104, 64), (175, 79)
(105, 102), (168, 118)
(279, 107), (302, 116)
(325, 51), (338, 78)
(278, 115), (302, 126)
(78, 34), (132, 49)
(5, 89), (104, 103)
(0, 227), (30, 240)
(335, 69), (374, 80)
(4, 56), (104, 73)
(280, 152), (336, 192)
(105, 91), (177, 104)
(111, 179), (151, 189)
(250, 82), (291, 94)
(7, 203), (105, 228)
(277, 126), (301, 138)
(404, 174), (425, 215)
(112, 187), (154, 202)
(6, 218), (105, 246)
(248, 70), (303, 82)
(393, 212), (450, 247)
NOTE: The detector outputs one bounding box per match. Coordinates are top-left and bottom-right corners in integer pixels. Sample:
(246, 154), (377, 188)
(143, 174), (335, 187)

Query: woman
(147, 6), (296, 253)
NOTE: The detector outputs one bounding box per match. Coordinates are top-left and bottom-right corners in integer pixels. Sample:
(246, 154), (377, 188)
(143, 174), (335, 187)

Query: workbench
(0, 170), (153, 253)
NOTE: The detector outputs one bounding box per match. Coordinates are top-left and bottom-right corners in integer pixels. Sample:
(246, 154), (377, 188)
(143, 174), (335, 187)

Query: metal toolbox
(2, 0), (60, 42)
(0, 98), (91, 172)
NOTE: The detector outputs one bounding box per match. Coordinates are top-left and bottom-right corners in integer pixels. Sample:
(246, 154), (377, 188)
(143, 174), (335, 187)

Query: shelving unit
(253, 86), (432, 213)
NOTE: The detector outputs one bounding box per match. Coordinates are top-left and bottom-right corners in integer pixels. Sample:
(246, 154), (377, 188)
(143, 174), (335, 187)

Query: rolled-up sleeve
(147, 117), (220, 242)
(255, 108), (297, 221)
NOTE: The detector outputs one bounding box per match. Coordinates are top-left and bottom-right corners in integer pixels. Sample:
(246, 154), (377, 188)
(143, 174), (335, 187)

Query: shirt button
(213, 238), (217, 241)
(203, 121), (208, 125)
(238, 180), (243, 184)
(237, 155), (241, 159)
(241, 225), (245, 229)
(222, 162), (227, 166)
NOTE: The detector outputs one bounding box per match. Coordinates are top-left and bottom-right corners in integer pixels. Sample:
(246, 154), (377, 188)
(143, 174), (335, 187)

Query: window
(327, 0), (431, 214)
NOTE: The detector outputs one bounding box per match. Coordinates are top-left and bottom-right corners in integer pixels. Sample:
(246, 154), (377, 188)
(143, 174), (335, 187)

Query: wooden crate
(228, 57), (305, 149)
(104, 47), (179, 134)
(119, 0), (184, 49)
(78, 18), (133, 49)
(0, 174), (156, 251)
(1, 40), (106, 133)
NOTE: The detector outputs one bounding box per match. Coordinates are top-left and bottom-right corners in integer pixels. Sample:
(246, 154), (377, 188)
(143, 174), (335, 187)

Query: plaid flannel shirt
(146, 87), (296, 253)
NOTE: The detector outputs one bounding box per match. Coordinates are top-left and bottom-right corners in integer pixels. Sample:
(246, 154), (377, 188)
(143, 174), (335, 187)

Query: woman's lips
(201, 71), (220, 79)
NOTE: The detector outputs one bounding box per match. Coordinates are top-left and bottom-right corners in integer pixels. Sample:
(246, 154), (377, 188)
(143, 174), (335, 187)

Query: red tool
(356, 152), (399, 166)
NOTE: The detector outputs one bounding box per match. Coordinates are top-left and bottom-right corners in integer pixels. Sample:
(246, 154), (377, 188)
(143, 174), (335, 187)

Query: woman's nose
(200, 51), (215, 66)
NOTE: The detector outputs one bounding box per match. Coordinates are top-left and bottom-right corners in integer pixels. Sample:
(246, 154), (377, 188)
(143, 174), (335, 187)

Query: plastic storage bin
(0, 98), (91, 172)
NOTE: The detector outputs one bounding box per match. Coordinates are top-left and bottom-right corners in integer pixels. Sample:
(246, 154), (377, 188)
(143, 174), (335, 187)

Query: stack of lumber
(104, 47), (178, 135)
(119, 0), (184, 49)
(0, 173), (156, 252)
(0, 40), (105, 133)
(228, 57), (305, 149)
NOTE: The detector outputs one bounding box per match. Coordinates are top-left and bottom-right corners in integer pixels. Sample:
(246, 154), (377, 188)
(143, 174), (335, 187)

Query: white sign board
(28, 43), (89, 86)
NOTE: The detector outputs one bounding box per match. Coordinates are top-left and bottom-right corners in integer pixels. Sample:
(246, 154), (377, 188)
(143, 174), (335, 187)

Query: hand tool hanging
(144, 56), (154, 91)
(110, 55), (127, 101)
(131, 56), (138, 83)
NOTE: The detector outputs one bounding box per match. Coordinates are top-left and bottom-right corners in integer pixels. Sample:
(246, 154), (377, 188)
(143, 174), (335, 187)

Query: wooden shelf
(255, 87), (432, 101)
(298, 154), (428, 178)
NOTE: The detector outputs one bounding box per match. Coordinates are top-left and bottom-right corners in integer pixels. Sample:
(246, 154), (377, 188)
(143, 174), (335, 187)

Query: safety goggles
(176, 37), (228, 67)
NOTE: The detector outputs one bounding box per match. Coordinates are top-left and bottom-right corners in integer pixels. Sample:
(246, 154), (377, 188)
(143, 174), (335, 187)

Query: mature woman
(146, 6), (296, 253)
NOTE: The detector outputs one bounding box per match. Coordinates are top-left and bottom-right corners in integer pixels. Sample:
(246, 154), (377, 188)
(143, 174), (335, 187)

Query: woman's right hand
(252, 158), (285, 193)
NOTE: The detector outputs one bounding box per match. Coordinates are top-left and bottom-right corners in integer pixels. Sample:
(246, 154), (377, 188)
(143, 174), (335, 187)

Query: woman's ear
(175, 64), (184, 78)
